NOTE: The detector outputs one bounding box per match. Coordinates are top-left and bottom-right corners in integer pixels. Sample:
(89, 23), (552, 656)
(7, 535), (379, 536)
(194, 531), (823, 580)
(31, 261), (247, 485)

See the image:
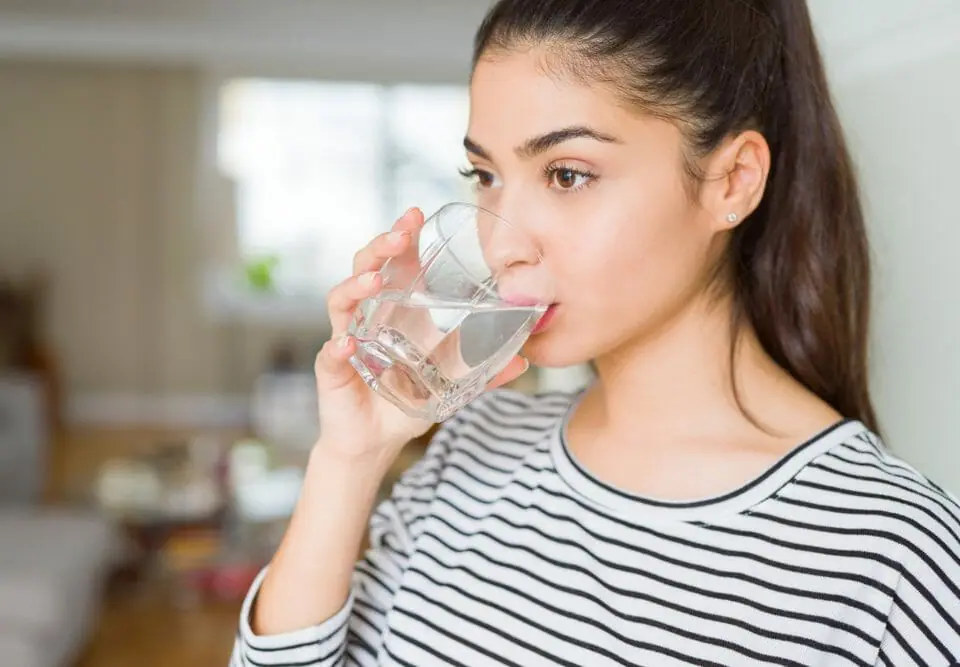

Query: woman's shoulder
(823, 428), (960, 512)
(819, 430), (960, 642)
(812, 428), (960, 563)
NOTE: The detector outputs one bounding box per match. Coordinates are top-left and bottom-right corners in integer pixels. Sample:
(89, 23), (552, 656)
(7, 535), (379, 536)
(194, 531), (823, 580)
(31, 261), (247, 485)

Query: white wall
(832, 45), (960, 490)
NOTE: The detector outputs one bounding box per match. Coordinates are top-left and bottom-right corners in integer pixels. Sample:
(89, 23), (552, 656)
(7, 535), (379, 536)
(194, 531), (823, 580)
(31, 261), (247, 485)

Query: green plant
(243, 255), (280, 293)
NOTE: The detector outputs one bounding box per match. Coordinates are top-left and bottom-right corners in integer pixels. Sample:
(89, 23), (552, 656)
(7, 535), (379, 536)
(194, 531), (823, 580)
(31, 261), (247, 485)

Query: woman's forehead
(467, 53), (634, 152)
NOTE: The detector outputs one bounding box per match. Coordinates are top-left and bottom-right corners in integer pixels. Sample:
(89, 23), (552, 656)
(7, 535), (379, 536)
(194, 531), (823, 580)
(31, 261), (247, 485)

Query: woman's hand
(313, 207), (529, 467)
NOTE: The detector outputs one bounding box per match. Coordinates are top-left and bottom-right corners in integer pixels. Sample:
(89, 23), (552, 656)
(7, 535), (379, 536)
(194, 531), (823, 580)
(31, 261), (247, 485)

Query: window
(215, 78), (472, 305)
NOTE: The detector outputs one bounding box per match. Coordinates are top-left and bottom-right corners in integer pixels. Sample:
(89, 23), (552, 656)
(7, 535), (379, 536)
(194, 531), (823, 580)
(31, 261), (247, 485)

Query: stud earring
(726, 213), (739, 223)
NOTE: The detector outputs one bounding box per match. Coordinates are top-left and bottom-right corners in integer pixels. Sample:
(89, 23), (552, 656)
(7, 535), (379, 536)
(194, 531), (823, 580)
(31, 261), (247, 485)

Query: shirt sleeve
(229, 417), (459, 667)
(874, 500), (960, 666)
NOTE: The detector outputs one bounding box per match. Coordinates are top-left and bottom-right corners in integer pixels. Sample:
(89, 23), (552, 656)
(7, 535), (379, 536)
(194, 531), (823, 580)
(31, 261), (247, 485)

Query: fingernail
(337, 334), (350, 348)
(520, 358), (530, 373)
(359, 272), (377, 287)
(387, 230), (408, 244)
(404, 207), (419, 217)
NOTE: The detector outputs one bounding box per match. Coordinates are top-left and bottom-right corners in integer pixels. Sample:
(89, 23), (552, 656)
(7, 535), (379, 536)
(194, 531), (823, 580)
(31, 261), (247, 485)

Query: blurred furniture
(91, 438), (231, 590)
(0, 509), (119, 667)
(251, 370), (318, 453)
(89, 436), (276, 608)
(0, 274), (61, 435)
(0, 374), (48, 504)
(0, 375), (119, 667)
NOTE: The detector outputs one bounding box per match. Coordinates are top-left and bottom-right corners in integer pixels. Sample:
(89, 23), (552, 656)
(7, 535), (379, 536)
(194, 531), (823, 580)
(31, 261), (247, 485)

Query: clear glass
(348, 202), (552, 422)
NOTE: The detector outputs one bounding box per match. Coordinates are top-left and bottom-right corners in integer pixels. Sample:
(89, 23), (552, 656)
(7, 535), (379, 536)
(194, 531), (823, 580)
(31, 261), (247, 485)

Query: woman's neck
(585, 291), (834, 445)
(567, 292), (842, 500)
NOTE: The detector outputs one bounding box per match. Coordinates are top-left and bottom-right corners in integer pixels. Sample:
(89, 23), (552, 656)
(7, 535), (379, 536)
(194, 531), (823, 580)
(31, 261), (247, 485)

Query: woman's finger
(352, 208), (424, 275)
(326, 271), (383, 336)
(314, 335), (358, 392)
(352, 229), (411, 276)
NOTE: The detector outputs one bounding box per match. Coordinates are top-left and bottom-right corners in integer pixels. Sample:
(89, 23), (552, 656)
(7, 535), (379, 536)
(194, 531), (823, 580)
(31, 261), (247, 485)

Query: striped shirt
(231, 389), (960, 666)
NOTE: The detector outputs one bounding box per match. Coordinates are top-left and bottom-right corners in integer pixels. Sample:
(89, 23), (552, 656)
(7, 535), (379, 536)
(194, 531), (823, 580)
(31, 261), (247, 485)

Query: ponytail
(734, 0), (878, 432)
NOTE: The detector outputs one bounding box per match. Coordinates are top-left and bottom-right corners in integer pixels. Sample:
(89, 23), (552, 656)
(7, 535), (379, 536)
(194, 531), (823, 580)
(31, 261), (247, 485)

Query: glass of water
(347, 202), (552, 422)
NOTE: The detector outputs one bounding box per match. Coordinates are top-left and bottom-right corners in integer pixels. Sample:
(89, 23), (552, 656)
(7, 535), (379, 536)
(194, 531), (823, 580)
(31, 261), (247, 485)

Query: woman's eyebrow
(463, 125), (620, 161)
(463, 136), (492, 160)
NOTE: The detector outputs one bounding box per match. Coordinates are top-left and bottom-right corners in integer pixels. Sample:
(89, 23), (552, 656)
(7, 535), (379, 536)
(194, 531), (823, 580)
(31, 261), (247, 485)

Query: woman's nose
(477, 207), (540, 273)
(475, 204), (549, 301)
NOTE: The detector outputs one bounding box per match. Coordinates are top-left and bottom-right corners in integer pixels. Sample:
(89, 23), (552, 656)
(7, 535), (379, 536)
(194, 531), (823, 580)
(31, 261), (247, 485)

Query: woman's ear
(700, 130), (770, 231)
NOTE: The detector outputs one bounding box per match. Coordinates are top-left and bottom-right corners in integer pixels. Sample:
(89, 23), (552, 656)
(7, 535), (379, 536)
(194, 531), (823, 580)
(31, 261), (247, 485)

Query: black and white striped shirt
(231, 389), (960, 666)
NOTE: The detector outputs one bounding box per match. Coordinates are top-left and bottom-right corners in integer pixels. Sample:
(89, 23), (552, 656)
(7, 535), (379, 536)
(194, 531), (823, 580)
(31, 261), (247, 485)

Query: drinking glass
(347, 202), (552, 422)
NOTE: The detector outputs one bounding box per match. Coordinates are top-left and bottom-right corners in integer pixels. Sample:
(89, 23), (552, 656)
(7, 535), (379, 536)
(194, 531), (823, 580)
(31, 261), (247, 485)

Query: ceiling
(0, 0), (495, 81)
(0, 0), (956, 83)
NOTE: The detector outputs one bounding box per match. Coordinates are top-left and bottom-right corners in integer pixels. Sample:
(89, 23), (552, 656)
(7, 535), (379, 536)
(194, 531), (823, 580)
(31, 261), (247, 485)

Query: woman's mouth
(532, 304), (558, 335)
(500, 294), (558, 335)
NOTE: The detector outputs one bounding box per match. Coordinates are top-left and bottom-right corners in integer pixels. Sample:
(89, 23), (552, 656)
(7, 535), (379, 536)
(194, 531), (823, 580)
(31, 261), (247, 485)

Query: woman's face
(467, 49), (727, 367)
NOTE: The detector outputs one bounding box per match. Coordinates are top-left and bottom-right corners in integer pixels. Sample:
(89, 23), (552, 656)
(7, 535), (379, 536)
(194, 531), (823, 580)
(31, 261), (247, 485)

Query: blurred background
(0, 1), (957, 665)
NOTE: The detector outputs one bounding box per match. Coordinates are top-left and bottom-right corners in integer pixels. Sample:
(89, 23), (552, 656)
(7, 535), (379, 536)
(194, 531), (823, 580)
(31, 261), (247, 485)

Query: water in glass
(349, 290), (544, 421)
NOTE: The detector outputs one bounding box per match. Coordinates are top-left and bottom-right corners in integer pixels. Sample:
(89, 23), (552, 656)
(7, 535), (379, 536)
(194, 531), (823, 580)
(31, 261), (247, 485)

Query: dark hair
(474, 0), (879, 434)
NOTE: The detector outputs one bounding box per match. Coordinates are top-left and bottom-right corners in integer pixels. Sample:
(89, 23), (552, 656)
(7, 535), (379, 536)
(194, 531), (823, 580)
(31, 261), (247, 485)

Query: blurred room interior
(0, 1), (957, 665)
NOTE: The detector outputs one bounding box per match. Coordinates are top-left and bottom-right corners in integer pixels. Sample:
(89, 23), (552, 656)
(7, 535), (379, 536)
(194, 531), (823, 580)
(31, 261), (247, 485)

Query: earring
(726, 213), (739, 223)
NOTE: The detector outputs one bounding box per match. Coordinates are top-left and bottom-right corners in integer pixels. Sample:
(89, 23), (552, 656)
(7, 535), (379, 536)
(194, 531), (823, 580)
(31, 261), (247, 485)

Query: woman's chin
(521, 327), (593, 369)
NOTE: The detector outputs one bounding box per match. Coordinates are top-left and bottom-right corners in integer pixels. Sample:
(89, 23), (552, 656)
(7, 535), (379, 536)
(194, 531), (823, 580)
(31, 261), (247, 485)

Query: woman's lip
(532, 304), (558, 334)
(502, 295), (548, 307)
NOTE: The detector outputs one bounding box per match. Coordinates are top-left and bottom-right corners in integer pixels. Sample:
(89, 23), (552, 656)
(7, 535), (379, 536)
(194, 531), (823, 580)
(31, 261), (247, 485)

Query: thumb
(486, 356), (530, 391)
(315, 335), (362, 393)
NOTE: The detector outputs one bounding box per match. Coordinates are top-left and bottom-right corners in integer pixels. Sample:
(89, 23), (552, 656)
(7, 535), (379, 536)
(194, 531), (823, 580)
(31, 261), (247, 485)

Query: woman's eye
(476, 170), (495, 188)
(547, 167), (593, 191)
(458, 167), (499, 189)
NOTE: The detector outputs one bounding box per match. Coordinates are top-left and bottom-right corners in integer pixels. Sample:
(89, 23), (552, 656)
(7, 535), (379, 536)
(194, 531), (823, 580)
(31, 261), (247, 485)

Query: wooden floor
(76, 589), (241, 667)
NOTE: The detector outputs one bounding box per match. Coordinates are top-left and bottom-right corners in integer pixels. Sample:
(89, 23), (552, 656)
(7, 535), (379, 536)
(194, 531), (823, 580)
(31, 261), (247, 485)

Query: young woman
(231, 1), (960, 665)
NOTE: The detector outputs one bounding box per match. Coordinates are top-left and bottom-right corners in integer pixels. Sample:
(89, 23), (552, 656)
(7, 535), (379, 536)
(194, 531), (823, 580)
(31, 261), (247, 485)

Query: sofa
(0, 509), (118, 667)
(0, 375), (119, 667)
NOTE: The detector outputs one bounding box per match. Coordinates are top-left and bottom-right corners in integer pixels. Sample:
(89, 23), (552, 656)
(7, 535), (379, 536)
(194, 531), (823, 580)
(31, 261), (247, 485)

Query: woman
(231, 0), (960, 665)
